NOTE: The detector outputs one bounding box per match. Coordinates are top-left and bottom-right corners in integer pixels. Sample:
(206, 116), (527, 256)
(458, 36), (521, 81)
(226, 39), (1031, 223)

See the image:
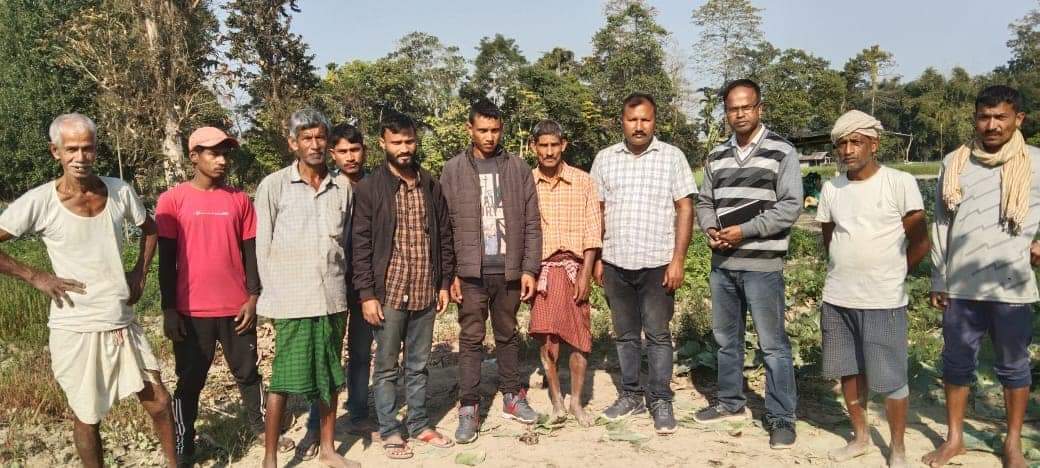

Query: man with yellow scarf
(925, 85), (1038, 468)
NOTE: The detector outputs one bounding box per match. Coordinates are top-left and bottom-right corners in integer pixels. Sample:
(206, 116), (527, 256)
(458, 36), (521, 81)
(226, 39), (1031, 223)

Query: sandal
(415, 429), (455, 448)
(383, 442), (414, 459)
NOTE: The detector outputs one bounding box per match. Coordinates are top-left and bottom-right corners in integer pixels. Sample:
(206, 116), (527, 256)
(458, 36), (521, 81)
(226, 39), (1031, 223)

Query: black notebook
(716, 199), (768, 227)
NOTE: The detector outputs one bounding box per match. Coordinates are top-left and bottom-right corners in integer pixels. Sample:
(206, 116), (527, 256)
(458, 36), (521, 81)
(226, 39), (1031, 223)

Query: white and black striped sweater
(695, 127), (803, 272)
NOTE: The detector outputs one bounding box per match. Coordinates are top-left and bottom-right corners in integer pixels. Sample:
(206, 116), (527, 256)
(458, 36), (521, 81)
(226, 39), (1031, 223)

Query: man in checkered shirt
(590, 92), (698, 435)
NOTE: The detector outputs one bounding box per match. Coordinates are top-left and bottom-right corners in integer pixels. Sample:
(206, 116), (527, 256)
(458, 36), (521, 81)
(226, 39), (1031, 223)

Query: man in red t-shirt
(156, 127), (284, 464)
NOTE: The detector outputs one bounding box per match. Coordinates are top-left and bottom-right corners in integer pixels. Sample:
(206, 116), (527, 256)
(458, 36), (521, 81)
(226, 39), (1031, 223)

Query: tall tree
(583, 3), (701, 164)
(54, 0), (222, 189)
(843, 45), (898, 115)
(583, 3), (676, 113)
(0, 0), (98, 200)
(511, 48), (608, 168)
(602, 0), (650, 17)
(691, 0), (766, 85)
(386, 32), (466, 118)
(998, 0), (1040, 142)
(905, 68), (950, 159)
(1007, 0), (1040, 72)
(462, 34), (527, 105)
(535, 47), (579, 76)
(758, 49), (845, 138)
(224, 0), (318, 169)
(690, 0), (767, 153)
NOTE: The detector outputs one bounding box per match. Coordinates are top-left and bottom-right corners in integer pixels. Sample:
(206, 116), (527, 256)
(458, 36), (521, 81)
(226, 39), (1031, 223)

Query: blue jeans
(371, 304), (436, 438)
(710, 268), (796, 423)
(307, 296), (371, 431)
(602, 262), (675, 402)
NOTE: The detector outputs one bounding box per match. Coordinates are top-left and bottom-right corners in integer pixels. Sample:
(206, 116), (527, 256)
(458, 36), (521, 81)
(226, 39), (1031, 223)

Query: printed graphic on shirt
(480, 172), (506, 260)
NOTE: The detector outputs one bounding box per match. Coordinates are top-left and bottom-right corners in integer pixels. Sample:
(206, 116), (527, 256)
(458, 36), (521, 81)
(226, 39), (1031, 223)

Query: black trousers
(172, 315), (263, 458)
(457, 274), (522, 406)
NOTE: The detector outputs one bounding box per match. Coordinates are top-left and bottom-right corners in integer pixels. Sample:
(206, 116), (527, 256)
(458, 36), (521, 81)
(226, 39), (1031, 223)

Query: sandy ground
(13, 321), (1024, 468)
(228, 354), (1009, 468)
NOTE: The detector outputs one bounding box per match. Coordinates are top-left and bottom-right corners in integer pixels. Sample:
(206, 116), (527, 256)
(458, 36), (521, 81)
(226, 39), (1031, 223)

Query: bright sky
(288, 0), (1034, 88)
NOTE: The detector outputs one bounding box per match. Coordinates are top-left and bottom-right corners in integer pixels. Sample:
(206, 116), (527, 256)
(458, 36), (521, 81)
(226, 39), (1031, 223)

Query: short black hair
(530, 119), (565, 142)
(329, 123), (364, 147)
(469, 98), (503, 123)
(380, 112), (417, 137)
(720, 79), (762, 105)
(975, 85), (1023, 113)
(621, 92), (656, 116)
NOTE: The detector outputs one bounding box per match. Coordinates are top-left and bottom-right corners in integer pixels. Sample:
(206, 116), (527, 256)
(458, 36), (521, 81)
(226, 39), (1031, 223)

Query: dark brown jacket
(351, 163), (454, 303)
(439, 146), (541, 280)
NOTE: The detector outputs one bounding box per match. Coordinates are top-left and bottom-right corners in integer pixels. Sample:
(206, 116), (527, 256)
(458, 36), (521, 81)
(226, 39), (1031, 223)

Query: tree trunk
(162, 111), (186, 187)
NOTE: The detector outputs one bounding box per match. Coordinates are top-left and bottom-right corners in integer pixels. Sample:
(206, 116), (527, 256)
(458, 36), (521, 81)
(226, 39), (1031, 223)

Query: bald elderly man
(816, 110), (930, 467)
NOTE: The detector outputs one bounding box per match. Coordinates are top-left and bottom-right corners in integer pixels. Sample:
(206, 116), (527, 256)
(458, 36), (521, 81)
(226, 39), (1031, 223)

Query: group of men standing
(0, 80), (1035, 468)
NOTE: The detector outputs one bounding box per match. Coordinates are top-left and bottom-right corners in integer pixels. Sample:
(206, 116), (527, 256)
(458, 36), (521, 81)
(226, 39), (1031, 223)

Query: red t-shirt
(155, 183), (257, 317)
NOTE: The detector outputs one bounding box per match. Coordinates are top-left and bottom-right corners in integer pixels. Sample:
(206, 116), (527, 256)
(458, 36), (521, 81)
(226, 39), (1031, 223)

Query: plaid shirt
(533, 162), (602, 260)
(384, 175), (435, 311)
(590, 138), (698, 270)
(255, 163), (352, 319)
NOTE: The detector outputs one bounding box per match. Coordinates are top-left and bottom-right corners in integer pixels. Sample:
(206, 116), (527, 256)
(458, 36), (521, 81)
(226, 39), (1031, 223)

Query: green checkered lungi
(269, 313), (346, 404)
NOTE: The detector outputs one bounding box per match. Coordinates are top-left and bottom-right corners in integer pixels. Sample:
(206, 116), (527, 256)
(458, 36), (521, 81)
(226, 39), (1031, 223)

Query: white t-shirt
(0, 177), (147, 331)
(816, 166), (924, 309)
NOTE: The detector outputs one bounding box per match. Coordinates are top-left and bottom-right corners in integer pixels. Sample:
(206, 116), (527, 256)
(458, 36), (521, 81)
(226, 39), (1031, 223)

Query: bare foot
(550, 397), (566, 418)
(318, 446), (361, 468)
(828, 438), (871, 461)
(921, 440), (966, 467)
(262, 455), (277, 468)
(1003, 439), (1028, 468)
(888, 447), (909, 468)
(569, 402), (594, 427)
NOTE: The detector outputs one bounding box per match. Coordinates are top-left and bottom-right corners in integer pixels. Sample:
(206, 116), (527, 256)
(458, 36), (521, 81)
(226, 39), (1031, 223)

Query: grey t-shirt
(931, 145), (1040, 303)
(476, 157), (506, 274)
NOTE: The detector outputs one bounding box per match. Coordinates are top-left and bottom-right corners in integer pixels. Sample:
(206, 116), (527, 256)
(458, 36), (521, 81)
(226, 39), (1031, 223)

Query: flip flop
(415, 429), (455, 448)
(383, 442), (414, 459)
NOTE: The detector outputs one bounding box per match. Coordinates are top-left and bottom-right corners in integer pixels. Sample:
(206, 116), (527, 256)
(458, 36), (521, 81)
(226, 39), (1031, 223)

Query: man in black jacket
(351, 113), (456, 459)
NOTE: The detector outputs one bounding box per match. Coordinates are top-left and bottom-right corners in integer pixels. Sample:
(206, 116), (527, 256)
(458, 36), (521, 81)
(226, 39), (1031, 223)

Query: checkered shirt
(384, 176), (435, 311)
(533, 162), (602, 260)
(590, 138), (698, 270)
(255, 163), (352, 319)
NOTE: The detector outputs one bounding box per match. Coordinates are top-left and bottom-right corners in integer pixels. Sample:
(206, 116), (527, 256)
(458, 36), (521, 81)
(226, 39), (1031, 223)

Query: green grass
(0, 235), (164, 462)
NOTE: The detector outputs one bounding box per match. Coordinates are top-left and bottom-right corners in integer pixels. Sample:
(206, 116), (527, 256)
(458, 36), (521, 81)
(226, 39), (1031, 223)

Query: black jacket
(351, 163), (455, 303)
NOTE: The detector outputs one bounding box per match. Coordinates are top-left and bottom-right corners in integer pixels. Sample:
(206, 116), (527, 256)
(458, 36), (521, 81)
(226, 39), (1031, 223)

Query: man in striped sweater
(693, 79), (802, 450)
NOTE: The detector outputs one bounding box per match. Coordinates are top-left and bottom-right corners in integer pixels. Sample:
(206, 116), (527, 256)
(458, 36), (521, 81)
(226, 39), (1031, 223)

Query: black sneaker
(692, 404), (748, 424)
(600, 393), (647, 421)
(649, 400), (676, 435)
(768, 419), (797, 449)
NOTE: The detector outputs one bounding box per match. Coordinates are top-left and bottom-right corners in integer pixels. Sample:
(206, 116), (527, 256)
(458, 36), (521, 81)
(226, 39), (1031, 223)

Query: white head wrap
(830, 110), (883, 144)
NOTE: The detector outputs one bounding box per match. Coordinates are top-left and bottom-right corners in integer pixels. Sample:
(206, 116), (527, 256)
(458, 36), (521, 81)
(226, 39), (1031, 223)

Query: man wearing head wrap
(816, 110), (929, 468)
(924, 85), (1039, 468)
